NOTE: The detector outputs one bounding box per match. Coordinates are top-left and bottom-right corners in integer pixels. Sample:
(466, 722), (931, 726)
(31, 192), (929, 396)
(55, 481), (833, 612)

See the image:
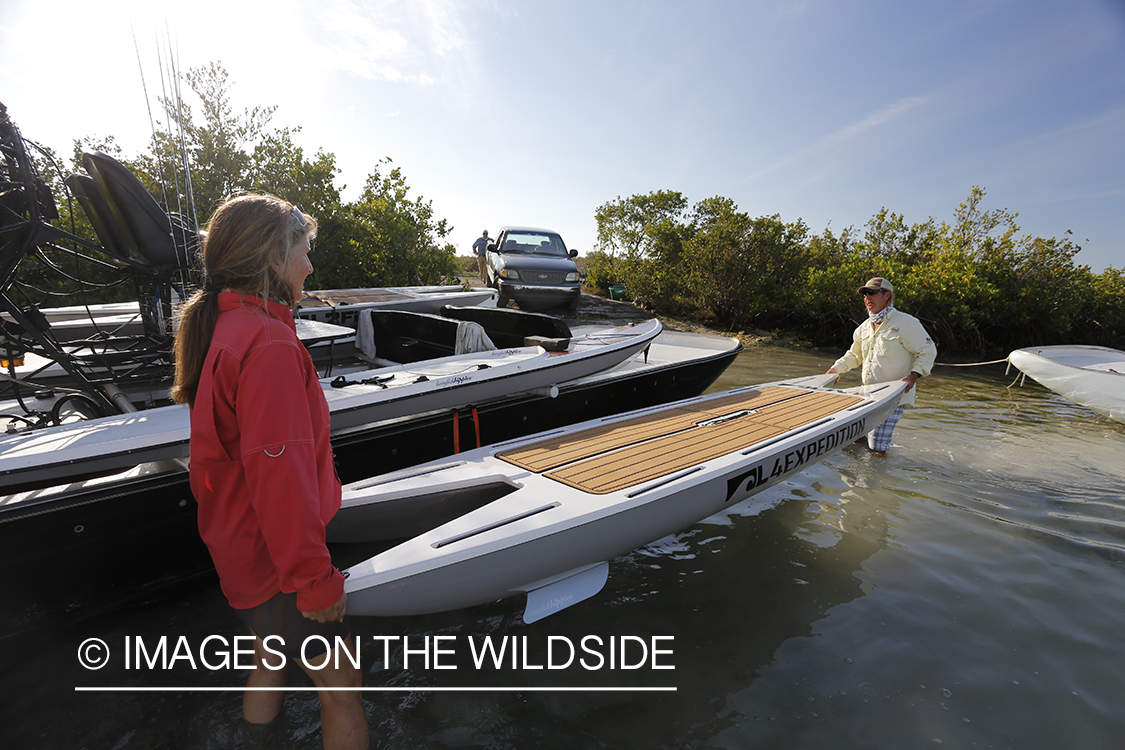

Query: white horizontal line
(76, 686), (676, 693)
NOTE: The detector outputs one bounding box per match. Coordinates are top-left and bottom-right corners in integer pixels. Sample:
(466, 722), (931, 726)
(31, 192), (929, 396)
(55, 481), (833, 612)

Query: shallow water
(4, 346), (1125, 749)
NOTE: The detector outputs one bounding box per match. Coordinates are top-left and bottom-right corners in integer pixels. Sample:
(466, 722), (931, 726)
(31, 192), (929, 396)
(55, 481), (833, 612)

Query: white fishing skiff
(1008, 345), (1125, 423)
(2, 317), (351, 385)
(333, 375), (908, 622)
(0, 318), (660, 488)
(297, 286), (498, 325)
(13, 286), (498, 344)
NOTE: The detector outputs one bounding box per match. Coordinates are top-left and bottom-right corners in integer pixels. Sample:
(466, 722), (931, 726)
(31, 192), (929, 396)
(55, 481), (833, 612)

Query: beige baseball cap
(858, 277), (893, 294)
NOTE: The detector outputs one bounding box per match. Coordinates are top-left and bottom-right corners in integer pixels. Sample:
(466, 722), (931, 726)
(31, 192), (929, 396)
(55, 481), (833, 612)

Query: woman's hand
(302, 594), (347, 623)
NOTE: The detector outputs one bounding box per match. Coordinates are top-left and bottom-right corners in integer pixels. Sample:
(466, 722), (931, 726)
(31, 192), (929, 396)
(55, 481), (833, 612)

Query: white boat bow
(1008, 345), (1125, 423)
(334, 376), (908, 621)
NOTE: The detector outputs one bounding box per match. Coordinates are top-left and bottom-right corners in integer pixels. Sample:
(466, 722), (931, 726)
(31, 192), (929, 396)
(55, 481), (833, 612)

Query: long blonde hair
(171, 194), (317, 406)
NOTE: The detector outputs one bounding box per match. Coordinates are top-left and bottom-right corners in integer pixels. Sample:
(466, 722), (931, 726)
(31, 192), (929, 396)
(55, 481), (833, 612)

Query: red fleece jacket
(188, 292), (344, 613)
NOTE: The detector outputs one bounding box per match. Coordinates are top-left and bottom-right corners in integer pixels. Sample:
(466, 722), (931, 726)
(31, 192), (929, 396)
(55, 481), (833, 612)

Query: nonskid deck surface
(300, 289), (414, 308)
(498, 386), (864, 494)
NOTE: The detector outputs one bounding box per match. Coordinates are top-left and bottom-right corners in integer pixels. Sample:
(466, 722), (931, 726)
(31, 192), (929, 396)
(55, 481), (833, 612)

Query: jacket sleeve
(832, 327), (864, 374)
(902, 318), (937, 377)
(237, 337), (344, 613)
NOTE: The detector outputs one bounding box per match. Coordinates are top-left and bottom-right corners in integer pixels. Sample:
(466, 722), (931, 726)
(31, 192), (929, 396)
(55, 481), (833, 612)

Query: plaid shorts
(868, 405), (906, 452)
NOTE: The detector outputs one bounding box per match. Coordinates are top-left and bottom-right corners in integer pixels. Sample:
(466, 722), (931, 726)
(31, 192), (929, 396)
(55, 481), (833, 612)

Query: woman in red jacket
(172, 194), (368, 750)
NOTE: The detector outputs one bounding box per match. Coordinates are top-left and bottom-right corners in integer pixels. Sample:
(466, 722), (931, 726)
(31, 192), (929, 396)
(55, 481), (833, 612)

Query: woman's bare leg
(245, 634), (289, 724)
(297, 635), (369, 750)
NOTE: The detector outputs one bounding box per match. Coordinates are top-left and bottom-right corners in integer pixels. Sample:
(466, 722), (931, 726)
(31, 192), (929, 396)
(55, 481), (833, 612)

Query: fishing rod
(133, 27), (173, 221)
(136, 27), (199, 274)
(165, 29), (200, 241)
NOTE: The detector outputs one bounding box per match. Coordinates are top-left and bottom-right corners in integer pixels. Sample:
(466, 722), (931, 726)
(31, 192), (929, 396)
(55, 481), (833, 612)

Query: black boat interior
(367, 306), (573, 364)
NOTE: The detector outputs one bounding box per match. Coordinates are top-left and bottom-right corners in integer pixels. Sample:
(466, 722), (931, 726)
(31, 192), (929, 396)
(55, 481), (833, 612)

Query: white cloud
(826, 96), (929, 144)
(303, 0), (472, 85)
(774, 0), (808, 18)
(739, 94), (931, 184)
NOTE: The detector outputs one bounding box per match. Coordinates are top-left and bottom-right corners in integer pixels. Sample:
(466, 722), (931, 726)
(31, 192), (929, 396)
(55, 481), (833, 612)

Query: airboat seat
(64, 173), (136, 268)
(81, 151), (194, 269)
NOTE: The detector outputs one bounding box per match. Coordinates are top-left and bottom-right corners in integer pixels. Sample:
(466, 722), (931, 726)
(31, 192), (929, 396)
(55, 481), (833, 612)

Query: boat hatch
(432, 502), (561, 549)
(329, 480), (520, 543)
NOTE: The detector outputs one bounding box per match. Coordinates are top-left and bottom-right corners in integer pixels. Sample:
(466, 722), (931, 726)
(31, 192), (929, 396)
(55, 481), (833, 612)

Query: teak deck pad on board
(498, 387), (863, 494)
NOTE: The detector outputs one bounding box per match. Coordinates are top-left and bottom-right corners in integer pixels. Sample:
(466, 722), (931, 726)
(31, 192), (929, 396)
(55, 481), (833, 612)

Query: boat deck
(499, 387), (863, 494)
(299, 289), (414, 308)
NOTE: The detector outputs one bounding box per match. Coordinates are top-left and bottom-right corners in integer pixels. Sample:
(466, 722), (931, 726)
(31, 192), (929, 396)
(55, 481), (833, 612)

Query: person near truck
(472, 229), (491, 283)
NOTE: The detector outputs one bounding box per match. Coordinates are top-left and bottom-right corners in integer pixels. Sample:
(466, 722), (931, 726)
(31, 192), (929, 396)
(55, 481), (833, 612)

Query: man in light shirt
(827, 277), (937, 455)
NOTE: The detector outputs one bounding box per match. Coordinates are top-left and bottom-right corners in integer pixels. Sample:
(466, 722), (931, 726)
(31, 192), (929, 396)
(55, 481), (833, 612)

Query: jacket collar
(217, 291), (296, 333)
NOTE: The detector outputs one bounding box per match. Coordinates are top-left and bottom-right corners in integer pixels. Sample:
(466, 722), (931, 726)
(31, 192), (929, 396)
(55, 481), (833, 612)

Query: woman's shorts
(234, 591), (351, 660)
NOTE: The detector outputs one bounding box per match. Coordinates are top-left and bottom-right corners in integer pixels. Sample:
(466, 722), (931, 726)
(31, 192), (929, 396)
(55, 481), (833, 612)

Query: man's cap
(858, 277), (893, 294)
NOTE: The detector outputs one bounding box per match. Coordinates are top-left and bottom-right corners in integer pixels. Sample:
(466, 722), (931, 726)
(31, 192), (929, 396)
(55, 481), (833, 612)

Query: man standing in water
(827, 277), (937, 455)
(472, 230), (491, 284)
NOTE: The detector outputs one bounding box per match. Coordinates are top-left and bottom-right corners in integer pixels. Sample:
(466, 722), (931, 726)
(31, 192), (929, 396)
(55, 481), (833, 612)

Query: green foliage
(247, 127), (342, 219)
(592, 191), (811, 324)
(594, 190), (689, 258)
(592, 191), (693, 312)
(581, 250), (617, 291)
(893, 188), (1091, 350)
(799, 255), (908, 331)
(136, 63), (342, 225)
(857, 208), (939, 263)
(310, 159), (457, 289)
(594, 186), (1124, 353)
(683, 199), (808, 328)
(806, 223), (858, 267)
(1081, 266), (1125, 340)
(25, 60), (459, 304)
(162, 61), (274, 216)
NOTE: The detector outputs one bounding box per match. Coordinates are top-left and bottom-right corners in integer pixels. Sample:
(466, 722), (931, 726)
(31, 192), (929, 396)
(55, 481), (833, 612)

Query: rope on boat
(932, 357), (1031, 389)
(933, 358), (1009, 367)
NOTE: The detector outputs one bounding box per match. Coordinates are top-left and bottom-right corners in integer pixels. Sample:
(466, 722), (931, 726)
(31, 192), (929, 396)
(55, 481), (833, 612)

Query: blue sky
(2, 0), (1123, 271)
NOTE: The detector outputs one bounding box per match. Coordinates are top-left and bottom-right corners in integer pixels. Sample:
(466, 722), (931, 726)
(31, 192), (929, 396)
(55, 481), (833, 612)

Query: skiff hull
(0, 320), (661, 488)
(1009, 345), (1125, 423)
(0, 329), (740, 643)
(337, 376), (907, 620)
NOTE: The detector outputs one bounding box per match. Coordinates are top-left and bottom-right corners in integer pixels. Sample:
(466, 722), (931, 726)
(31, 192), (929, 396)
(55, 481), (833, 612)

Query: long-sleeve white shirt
(832, 308), (937, 407)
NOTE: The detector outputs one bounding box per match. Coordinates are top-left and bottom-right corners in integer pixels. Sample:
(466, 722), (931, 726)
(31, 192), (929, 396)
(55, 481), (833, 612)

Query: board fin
(520, 562), (609, 624)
